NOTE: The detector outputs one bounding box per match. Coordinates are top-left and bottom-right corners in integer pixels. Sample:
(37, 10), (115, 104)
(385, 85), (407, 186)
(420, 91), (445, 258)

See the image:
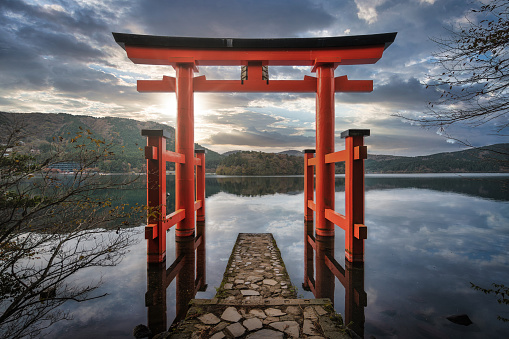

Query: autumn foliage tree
(0, 117), (142, 338)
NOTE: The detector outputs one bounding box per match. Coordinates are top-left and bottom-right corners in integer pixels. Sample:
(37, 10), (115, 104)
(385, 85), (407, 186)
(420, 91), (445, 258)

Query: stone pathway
(165, 233), (350, 338)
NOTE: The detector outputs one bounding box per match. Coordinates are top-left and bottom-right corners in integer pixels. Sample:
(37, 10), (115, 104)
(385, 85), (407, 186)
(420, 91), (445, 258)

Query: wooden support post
(142, 130), (170, 263)
(343, 129), (369, 262)
(315, 64), (335, 237)
(195, 150), (206, 291)
(303, 219), (314, 291)
(304, 149), (315, 222)
(176, 63), (196, 237)
(195, 150), (205, 222)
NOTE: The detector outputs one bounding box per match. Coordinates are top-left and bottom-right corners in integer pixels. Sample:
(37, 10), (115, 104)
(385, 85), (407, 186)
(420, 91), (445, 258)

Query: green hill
(2, 112), (506, 174)
(216, 151), (303, 175)
(365, 144), (508, 173)
(215, 145), (508, 175)
(0, 112), (222, 173)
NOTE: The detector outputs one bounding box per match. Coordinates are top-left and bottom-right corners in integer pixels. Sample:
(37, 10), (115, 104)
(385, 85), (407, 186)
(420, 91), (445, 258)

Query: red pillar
(343, 129), (369, 262)
(175, 63), (195, 237)
(195, 150), (205, 222)
(303, 149), (315, 290)
(315, 64), (335, 237)
(142, 130), (170, 263)
(304, 149), (315, 222)
(195, 149), (206, 291)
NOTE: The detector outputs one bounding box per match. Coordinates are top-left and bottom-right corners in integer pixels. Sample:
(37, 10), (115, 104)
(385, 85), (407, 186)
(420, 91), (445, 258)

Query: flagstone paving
(166, 233), (350, 338)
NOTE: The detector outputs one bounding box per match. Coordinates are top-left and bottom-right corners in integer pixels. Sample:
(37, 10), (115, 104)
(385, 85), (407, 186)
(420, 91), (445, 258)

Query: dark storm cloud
(131, 0), (335, 37)
(0, 0), (113, 93)
(0, 0), (111, 60)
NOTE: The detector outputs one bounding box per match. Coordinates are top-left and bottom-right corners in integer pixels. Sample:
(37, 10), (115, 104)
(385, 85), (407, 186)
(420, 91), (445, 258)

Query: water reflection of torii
(145, 232), (207, 334)
(308, 235), (366, 337)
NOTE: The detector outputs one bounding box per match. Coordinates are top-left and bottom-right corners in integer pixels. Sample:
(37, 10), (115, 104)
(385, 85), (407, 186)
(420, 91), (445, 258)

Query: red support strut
(175, 63), (196, 237)
(195, 150), (206, 222)
(343, 129), (369, 262)
(142, 130), (170, 263)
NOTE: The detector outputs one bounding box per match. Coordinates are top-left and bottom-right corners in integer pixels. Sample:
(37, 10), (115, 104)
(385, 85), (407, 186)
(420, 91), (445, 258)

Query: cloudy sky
(1, 0), (506, 155)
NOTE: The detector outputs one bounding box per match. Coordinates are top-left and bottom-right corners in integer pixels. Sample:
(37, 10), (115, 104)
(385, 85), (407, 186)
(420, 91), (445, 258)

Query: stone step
(166, 233), (350, 338)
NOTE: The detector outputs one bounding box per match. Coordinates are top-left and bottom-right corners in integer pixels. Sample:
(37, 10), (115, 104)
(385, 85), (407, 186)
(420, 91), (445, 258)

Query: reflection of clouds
(362, 188), (509, 338)
(48, 228), (148, 338)
(365, 189), (508, 263)
(47, 180), (509, 338)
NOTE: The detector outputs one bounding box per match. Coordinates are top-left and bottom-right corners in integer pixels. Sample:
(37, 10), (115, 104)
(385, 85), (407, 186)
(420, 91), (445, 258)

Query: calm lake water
(47, 174), (509, 338)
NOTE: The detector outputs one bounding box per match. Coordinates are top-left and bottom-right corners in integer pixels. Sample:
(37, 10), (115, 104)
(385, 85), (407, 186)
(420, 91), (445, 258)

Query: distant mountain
(2, 112), (506, 174)
(278, 150), (304, 157)
(222, 150), (242, 157)
(216, 145), (508, 175)
(365, 144), (508, 173)
(0, 112), (222, 172)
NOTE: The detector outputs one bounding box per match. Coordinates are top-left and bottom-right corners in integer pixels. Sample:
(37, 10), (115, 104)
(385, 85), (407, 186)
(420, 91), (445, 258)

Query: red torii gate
(113, 32), (396, 265)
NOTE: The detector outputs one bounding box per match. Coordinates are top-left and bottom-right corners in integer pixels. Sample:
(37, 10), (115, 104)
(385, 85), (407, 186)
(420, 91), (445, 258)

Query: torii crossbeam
(113, 32), (397, 263)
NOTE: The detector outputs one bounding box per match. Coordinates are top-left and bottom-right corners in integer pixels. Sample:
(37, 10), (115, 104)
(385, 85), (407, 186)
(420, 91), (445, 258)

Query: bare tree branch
(0, 115), (144, 338)
(398, 0), (509, 136)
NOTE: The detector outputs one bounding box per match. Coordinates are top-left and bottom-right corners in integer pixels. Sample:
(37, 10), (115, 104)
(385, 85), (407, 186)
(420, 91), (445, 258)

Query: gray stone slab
(269, 320), (300, 338)
(246, 329), (284, 339)
(241, 290), (260, 296)
(243, 317), (263, 331)
(265, 308), (287, 317)
(226, 322), (246, 337)
(263, 279), (278, 286)
(285, 306), (301, 316)
(210, 332), (225, 339)
(314, 305), (328, 316)
(221, 307), (242, 322)
(248, 309), (267, 319)
(212, 322), (228, 332)
(198, 313), (221, 325)
(304, 306), (318, 320)
(303, 319), (320, 336)
(247, 275), (263, 283)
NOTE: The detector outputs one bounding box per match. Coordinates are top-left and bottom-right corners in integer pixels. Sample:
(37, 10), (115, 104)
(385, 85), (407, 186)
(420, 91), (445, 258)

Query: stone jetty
(167, 233), (349, 338)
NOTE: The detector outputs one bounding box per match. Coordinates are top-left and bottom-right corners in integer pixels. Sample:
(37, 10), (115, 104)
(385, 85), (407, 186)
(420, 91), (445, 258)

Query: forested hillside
(0, 112), (222, 172)
(216, 151), (303, 175)
(2, 112), (506, 174)
(215, 145), (508, 175)
(365, 144), (508, 173)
